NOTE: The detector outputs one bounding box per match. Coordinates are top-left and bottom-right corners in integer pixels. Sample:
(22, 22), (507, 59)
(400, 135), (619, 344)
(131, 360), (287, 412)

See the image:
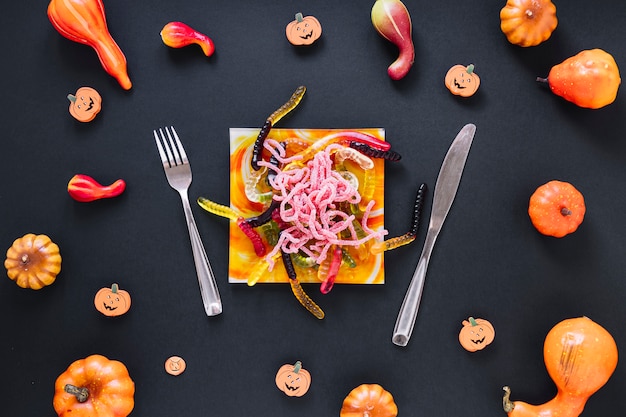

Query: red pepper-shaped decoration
(47, 0), (132, 90)
(68, 174), (126, 202)
(160, 22), (215, 57)
(371, 0), (415, 80)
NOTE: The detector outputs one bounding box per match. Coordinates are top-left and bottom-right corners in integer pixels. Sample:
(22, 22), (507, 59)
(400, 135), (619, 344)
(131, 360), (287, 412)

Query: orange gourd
(94, 283), (131, 317)
(47, 0), (132, 90)
(275, 361), (311, 397)
(286, 13), (322, 46)
(500, 0), (557, 47)
(458, 317), (495, 352)
(528, 180), (586, 238)
(445, 64), (480, 97)
(503, 317), (618, 417)
(68, 87), (102, 122)
(5, 233), (62, 289)
(53, 354), (135, 417)
(340, 384), (398, 417)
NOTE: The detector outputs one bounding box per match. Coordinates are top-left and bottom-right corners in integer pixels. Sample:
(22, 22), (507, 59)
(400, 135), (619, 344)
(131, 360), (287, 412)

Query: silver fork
(153, 126), (222, 316)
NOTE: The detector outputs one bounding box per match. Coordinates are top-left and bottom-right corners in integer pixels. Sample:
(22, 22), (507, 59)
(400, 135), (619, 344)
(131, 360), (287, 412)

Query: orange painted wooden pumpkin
(53, 354), (135, 417)
(500, 0), (558, 47)
(5, 233), (62, 289)
(528, 180), (586, 238)
(445, 64), (480, 97)
(68, 87), (102, 122)
(275, 361), (311, 397)
(94, 283), (131, 317)
(458, 317), (495, 352)
(340, 384), (398, 417)
(286, 13), (322, 46)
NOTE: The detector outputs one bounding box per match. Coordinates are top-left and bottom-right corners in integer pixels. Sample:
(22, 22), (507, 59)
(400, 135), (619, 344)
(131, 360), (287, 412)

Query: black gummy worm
(409, 183), (427, 236)
(350, 142), (402, 161)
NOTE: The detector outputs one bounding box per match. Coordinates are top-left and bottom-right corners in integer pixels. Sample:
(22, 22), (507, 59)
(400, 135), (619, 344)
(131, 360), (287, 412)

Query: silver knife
(392, 123), (476, 346)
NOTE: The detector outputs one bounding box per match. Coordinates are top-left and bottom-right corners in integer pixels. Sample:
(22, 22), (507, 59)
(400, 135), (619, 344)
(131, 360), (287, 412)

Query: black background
(2, 0), (625, 415)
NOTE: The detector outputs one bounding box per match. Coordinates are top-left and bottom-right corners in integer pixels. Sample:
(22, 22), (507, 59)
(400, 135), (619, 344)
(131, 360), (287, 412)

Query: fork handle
(179, 190), (223, 316)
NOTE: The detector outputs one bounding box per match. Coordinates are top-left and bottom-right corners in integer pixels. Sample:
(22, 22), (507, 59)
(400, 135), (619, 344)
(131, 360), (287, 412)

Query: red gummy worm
(237, 217), (266, 257)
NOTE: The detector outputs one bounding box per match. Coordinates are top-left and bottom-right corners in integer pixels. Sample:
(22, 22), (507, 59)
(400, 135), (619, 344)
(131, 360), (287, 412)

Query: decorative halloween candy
(53, 354), (135, 417)
(458, 317), (495, 352)
(47, 0), (132, 90)
(94, 283), (131, 317)
(528, 180), (585, 238)
(445, 64), (480, 97)
(5, 233), (62, 289)
(371, 183), (426, 254)
(371, 0), (414, 80)
(68, 87), (102, 122)
(340, 384), (398, 417)
(502, 317), (618, 417)
(165, 356), (186, 376)
(275, 361), (312, 397)
(537, 49), (621, 109)
(160, 21), (215, 57)
(500, 0), (557, 47)
(67, 174), (126, 202)
(286, 13), (322, 46)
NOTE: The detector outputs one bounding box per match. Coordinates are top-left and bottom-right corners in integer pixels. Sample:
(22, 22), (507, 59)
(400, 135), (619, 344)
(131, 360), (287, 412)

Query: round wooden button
(165, 356), (186, 376)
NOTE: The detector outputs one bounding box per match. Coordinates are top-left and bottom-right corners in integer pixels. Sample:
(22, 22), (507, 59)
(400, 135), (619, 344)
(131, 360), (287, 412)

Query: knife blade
(392, 123), (476, 346)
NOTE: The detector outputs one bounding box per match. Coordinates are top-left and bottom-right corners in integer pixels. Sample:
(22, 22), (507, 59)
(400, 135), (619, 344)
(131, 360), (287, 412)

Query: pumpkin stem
(64, 384), (89, 403)
(536, 77), (549, 86)
(295, 12), (303, 22)
(20, 254), (30, 264)
(293, 361), (302, 373)
(469, 317), (478, 326)
(67, 94), (77, 103)
(111, 283), (119, 293)
(560, 207), (572, 216)
(502, 386), (515, 412)
(466, 64), (475, 74)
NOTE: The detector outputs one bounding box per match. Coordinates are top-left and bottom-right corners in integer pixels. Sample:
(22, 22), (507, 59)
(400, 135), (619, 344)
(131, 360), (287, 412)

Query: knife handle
(392, 232), (436, 346)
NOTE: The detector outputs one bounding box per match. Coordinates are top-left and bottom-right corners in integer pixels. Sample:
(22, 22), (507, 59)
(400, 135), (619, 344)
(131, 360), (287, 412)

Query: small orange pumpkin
(445, 64), (480, 97)
(94, 283), (131, 317)
(528, 180), (586, 238)
(53, 354), (135, 417)
(68, 87), (102, 122)
(500, 0), (558, 47)
(286, 13), (322, 46)
(275, 361), (311, 397)
(5, 233), (62, 289)
(340, 384), (398, 417)
(458, 317), (495, 352)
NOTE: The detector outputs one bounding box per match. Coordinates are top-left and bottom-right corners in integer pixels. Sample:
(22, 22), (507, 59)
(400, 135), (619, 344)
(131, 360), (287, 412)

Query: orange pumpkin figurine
(68, 87), (102, 122)
(503, 316), (618, 417)
(459, 317), (495, 352)
(275, 361), (311, 397)
(5, 233), (62, 289)
(94, 283), (131, 317)
(286, 13), (322, 46)
(445, 64), (480, 97)
(340, 384), (398, 417)
(528, 180), (586, 238)
(500, 0), (558, 47)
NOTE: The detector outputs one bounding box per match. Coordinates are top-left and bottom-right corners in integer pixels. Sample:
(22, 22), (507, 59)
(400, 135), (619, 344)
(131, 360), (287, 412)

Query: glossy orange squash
(528, 180), (585, 238)
(503, 317), (618, 417)
(53, 354), (135, 417)
(340, 384), (398, 417)
(500, 0), (557, 47)
(5, 233), (62, 289)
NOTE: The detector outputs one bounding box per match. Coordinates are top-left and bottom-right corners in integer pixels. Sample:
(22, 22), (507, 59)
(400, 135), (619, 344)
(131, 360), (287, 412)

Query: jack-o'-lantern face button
(445, 64), (480, 97)
(94, 283), (131, 317)
(165, 356), (186, 376)
(68, 86), (102, 122)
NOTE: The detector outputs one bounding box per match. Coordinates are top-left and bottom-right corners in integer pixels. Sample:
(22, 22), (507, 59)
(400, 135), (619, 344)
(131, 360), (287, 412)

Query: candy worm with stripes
(370, 183), (427, 254)
(251, 86), (306, 170)
(349, 142), (402, 161)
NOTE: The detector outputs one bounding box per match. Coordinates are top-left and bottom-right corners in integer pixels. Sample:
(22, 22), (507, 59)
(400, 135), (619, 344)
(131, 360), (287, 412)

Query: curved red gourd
(47, 0), (132, 90)
(371, 0), (415, 80)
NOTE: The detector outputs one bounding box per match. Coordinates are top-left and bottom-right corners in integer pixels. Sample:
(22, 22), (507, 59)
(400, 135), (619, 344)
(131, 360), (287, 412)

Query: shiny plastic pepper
(47, 0), (132, 90)
(67, 174), (126, 202)
(537, 49), (621, 109)
(160, 22), (215, 57)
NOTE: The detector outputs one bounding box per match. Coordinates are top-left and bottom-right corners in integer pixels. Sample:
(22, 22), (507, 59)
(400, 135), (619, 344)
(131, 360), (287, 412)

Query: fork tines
(154, 126), (189, 168)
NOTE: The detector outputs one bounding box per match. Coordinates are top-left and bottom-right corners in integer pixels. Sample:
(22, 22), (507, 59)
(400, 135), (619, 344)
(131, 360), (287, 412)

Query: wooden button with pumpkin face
(458, 317), (495, 352)
(275, 361), (311, 397)
(286, 13), (322, 46)
(445, 64), (480, 97)
(94, 283), (131, 317)
(68, 86), (102, 122)
(165, 356), (186, 376)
